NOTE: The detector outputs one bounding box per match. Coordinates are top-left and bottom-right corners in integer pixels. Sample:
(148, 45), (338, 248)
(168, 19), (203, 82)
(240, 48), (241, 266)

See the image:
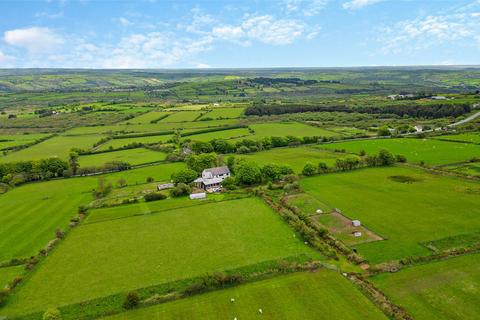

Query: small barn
(189, 192), (206, 200)
(352, 220), (361, 227)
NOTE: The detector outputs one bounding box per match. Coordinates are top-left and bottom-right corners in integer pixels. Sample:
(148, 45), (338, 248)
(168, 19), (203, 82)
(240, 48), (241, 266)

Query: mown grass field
(319, 138), (480, 165)
(104, 271), (387, 320)
(201, 107), (245, 119)
(238, 146), (340, 173)
(97, 135), (173, 150)
(2, 198), (320, 316)
(248, 122), (339, 139)
(78, 148), (167, 167)
(184, 127), (251, 142)
(159, 111), (204, 122)
(0, 135), (104, 162)
(433, 132), (480, 144)
(300, 166), (480, 263)
(0, 178), (94, 262)
(372, 253), (480, 320)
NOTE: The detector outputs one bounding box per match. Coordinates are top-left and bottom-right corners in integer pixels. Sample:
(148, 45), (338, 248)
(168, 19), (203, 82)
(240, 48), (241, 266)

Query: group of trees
(187, 135), (331, 156)
(301, 149), (399, 177)
(245, 102), (471, 119)
(0, 158), (68, 186)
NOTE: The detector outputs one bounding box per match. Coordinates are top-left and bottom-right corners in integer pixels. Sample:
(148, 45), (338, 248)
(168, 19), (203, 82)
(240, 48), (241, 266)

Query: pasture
(0, 133), (49, 150)
(104, 271), (387, 320)
(300, 166), (480, 263)
(96, 135), (173, 150)
(0, 178), (94, 262)
(319, 138), (480, 165)
(120, 111), (170, 124)
(0, 135), (103, 162)
(2, 198), (320, 316)
(248, 122), (339, 139)
(78, 148), (167, 167)
(201, 107), (245, 119)
(372, 253), (480, 320)
(102, 162), (185, 185)
(238, 146), (340, 173)
(159, 111), (204, 122)
(433, 132), (480, 144)
(184, 127), (251, 142)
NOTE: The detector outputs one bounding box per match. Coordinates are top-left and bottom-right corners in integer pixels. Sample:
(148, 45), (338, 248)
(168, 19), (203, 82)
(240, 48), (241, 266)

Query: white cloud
(195, 63), (210, 68)
(380, 13), (480, 54)
(35, 11), (64, 19)
(285, 0), (328, 16)
(212, 15), (305, 45)
(114, 17), (133, 27)
(4, 27), (64, 53)
(343, 0), (382, 10)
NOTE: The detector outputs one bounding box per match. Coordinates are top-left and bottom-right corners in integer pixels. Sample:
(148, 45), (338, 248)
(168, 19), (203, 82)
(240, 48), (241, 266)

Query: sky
(0, 0), (479, 68)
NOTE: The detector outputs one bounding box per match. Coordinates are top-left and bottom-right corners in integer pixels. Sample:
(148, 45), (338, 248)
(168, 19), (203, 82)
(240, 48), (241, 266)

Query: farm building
(189, 192), (206, 200)
(352, 220), (361, 227)
(194, 166), (230, 192)
(157, 183), (174, 191)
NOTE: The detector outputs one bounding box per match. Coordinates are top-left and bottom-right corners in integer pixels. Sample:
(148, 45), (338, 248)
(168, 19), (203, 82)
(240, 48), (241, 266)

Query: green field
(443, 161), (480, 177)
(0, 133), (50, 150)
(319, 138), (480, 165)
(200, 107), (245, 119)
(0, 135), (104, 162)
(64, 119), (238, 135)
(238, 146), (340, 173)
(2, 198), (320, 316)
(159, 111), (204, 122)
(433, 132), (480, 144)
(300, 166), (480, 263)
(372, 253), (480, 320)
(0, 178), (94, 262)
(104, 271), (387, 320)
(97, 135), (173, 150)
(78, 148), (167, 167)
(248, 122), (339, 139)
(120, 111), (170, 124)
(101, 162), (185, 185)
(0, 265), (25, 289)
(184, 127), (251, 142)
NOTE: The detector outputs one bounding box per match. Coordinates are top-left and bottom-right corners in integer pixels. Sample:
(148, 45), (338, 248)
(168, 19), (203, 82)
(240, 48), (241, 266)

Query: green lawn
(372, 253), (480, 320)
(104, 271), (387, 320)
(238, 146), (340, 173)
(433, 132), (480, 144)
(97, 135), (173, 151)
(319, 138), (480, 165)
(0, 135), (104, 162)
(2, 198), (320, 316)
(300, 166), (480, 263)
(200, 107), (245, 119)
(78, 148), (167, 167)
(247, 122), (339, 140)
(184, 127), (251, 142)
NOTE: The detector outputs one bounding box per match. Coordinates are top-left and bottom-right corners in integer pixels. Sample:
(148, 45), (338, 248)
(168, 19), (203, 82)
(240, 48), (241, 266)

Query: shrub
(302, 163), (317, 176)
(170, 183), (192, 197)
(235, 161), (262, 185)
(318, 162), (328, 173)
(146, 176), (155, 183)
(395, 154), (407, 163)
(221, 177), (237, 190)
(377, 149), (396, 166)
(42, 308), (62, 320)
(171, 169), (197, 184)
(144, 192), (167, 202)
(123, 291), (140, 309)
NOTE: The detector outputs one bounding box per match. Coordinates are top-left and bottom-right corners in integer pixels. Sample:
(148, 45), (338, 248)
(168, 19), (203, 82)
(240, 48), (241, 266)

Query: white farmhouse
(194, 166), (230, 191)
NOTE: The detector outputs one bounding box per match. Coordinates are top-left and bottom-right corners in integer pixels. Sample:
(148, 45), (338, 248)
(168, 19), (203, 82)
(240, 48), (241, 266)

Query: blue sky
(0, 0), (479, 68)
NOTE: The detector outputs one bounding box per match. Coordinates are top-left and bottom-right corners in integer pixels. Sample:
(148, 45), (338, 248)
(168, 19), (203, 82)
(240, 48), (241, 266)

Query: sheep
(230, 298), (235, 303)
(258, 308), (263, 314)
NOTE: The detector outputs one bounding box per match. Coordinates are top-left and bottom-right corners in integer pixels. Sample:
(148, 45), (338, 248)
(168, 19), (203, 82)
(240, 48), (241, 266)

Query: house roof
(203, 166), (230, 176)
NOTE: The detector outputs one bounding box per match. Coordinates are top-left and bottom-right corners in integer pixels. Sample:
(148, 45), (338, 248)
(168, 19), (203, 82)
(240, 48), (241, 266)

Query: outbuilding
(189, 192), (206, 200)
(352, 220), (361, 227)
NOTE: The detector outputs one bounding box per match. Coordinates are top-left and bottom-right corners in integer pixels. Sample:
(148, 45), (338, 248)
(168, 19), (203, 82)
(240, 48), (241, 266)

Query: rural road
(448, 108), (480, 127)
